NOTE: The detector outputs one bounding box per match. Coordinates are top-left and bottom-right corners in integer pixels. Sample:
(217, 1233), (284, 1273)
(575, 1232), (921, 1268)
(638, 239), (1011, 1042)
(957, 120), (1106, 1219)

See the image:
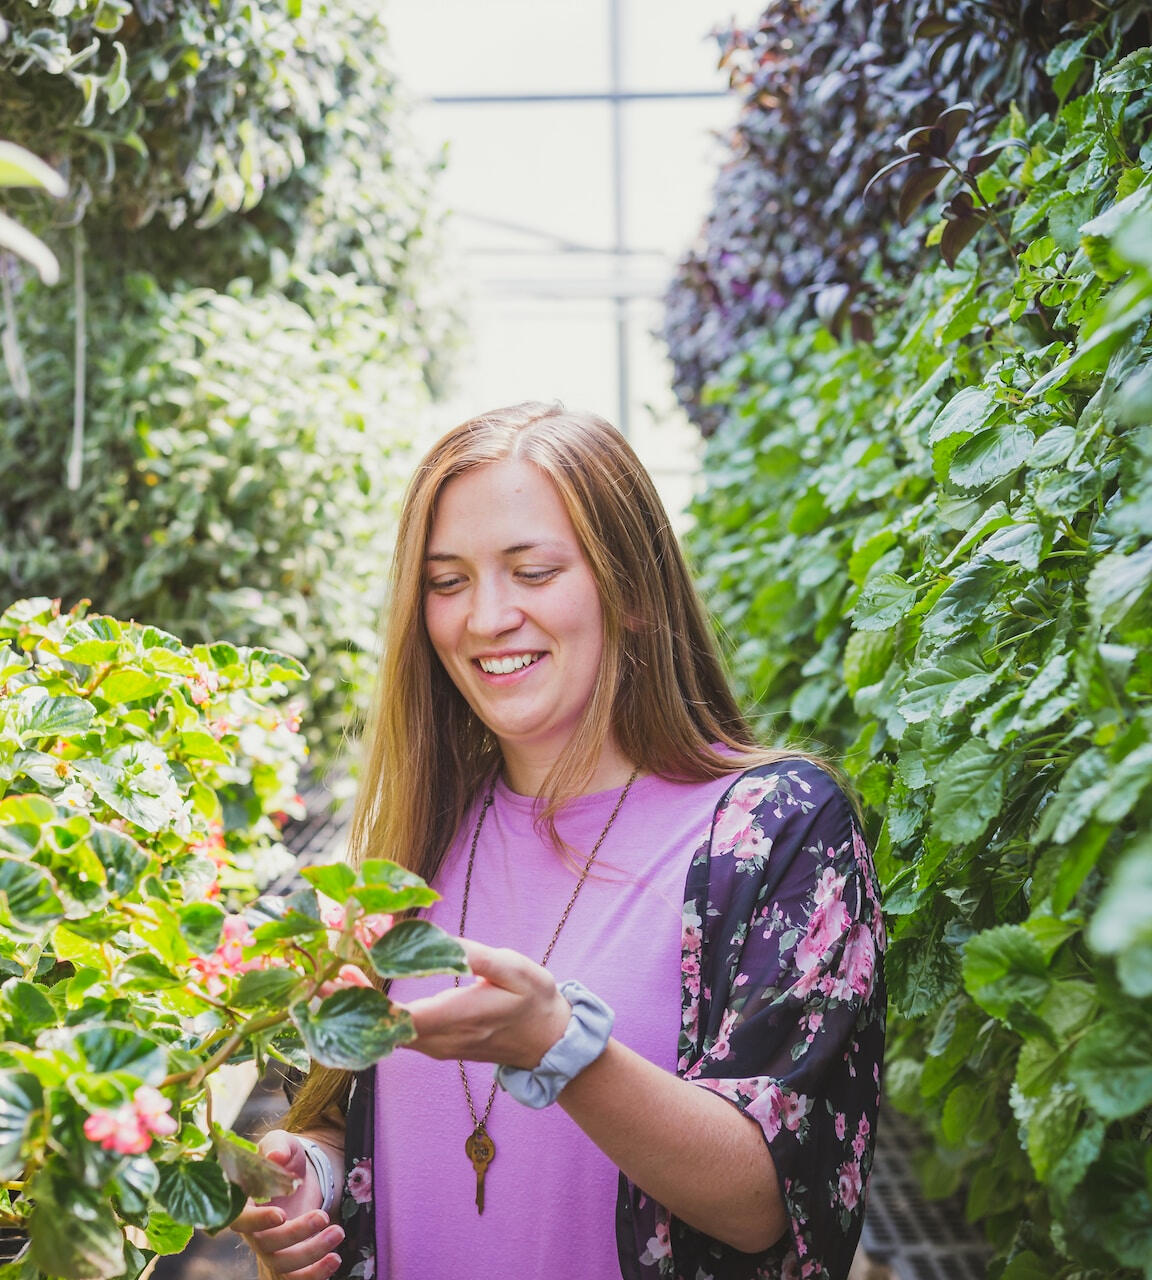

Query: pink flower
(837, 1159), (863, 1210)
(320, 965), (374, 997)
(346, 1157), (373, 1205)
(835, 1111), (846, 1140)
(643, 1216), (672, 1260)
(134, 1086), (177, 1137)
(781, 1251), (802, 1280)
(84, 1089), (177, 1155)
(84, 1105), (151, 1154)
(354, 912), (394, 949)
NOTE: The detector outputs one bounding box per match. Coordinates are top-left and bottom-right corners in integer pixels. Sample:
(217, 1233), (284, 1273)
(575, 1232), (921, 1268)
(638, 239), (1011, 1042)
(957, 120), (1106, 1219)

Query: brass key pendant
(464, 1124), (495, 1214)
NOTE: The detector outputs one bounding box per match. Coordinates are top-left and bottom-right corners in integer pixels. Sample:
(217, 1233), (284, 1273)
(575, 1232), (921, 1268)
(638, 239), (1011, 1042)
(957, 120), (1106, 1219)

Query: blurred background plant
(0, 0), (458, 764)
(676, 2), (1152, 1275)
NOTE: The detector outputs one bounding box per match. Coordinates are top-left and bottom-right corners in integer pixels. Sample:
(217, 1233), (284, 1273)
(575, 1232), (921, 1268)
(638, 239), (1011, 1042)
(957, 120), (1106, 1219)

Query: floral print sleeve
(618, 759), (887, 1280)
(337, 1069), (376, 1279)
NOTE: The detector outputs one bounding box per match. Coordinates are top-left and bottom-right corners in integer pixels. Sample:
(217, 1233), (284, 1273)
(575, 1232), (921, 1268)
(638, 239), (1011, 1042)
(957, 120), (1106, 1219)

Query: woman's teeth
(478, 653), (541, 675)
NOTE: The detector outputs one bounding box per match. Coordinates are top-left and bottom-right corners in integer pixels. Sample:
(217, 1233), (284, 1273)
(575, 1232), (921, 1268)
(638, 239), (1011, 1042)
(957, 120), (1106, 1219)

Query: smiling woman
(232, 402), (887, 1280)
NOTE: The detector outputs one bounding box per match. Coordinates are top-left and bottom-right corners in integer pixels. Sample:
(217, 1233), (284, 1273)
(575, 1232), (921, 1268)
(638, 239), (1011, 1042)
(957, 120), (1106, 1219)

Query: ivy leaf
(949, 424), (1035, 492)
(365, 919), (468, 980)
(885, 933), (958, 1018)
(928, 387), (995, 445)
(853, 573), (917, 631)
(290, 988), (414, 1071)
(963, 925), (1050, 1022)
(1068, 1011), (1152, 1120)
(155, 1158), (236, 1229)
(1087, 833), (1152, 998)
(977, 521), (1044, 570)
(1086, 543), (1152, 628)
(898, 650), (995, 724)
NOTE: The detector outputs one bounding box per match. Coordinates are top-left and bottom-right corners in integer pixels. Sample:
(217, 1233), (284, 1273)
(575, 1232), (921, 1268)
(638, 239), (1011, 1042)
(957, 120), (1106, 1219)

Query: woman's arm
(232, 1126), (347, 1280)
(397, 941), (785, 1253)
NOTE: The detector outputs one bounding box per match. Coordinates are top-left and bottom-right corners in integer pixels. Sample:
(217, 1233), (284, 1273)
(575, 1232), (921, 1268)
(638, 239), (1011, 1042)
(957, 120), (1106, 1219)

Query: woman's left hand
(394, 938), (571, 1069)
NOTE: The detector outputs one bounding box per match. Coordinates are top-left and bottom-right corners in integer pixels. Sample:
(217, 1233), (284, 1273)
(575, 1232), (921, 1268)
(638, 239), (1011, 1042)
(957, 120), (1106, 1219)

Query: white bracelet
(298, 1136), (338, 1215)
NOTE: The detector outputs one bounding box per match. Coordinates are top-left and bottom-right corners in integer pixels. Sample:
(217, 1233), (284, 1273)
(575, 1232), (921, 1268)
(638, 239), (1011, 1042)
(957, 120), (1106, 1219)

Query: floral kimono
(337, 759), (887, 1280)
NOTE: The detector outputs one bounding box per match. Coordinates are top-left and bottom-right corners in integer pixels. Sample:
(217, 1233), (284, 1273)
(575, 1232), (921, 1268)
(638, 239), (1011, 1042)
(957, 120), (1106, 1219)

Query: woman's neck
(500, 739), (637, 797)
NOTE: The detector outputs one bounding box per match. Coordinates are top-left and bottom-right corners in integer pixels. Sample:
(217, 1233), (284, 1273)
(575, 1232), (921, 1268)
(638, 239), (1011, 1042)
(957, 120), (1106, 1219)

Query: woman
(235, 402), (886, 1280)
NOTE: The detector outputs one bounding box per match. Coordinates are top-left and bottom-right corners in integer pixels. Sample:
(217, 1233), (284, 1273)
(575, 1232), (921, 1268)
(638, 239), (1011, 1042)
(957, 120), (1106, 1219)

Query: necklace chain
(455, 767), (641, 1131)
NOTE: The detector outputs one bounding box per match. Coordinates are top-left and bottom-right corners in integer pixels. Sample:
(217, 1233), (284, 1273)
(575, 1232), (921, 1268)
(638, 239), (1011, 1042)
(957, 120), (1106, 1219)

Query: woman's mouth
(476, 652), (544, 675)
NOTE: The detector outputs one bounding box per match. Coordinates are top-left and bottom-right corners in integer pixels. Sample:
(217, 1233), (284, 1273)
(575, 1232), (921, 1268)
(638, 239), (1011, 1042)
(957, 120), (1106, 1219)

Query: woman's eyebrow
(425, 541), (565, 561)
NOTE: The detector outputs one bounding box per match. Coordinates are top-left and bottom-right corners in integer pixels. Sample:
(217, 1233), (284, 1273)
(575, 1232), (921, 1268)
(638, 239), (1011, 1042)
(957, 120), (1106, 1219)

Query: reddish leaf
(936, 102), (975, 150)
(941, 214), (984, 267)
(899, 165), (950, 224)
(966, 138), (1029, 177)
(946, 190), (977, 217)
(898, 124), (941, 154)
(913, 15), (959, 38)
(862, 151), (920, 199)
(849, 308), (875, 344)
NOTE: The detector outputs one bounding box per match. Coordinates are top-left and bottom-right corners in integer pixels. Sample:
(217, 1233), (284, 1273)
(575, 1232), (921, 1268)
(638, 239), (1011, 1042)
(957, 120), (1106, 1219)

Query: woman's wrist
(495, 980), (615, 1109)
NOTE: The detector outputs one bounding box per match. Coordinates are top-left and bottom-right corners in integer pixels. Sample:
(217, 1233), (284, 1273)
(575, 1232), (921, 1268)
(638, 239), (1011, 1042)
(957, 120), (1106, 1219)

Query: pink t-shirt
(373, 770), (741, 1279)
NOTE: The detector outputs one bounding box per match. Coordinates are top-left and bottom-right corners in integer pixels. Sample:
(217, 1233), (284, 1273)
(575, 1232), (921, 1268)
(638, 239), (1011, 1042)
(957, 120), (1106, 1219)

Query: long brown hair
(288, 401), (817, 1129)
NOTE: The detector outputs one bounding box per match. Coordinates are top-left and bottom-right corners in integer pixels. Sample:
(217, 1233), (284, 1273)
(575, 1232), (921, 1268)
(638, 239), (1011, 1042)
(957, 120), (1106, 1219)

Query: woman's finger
(232, 1202), (286, 1235)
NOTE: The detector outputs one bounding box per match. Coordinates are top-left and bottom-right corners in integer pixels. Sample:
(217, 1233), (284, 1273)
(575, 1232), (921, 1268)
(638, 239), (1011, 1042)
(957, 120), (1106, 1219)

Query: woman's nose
(467, 578), (523, 636)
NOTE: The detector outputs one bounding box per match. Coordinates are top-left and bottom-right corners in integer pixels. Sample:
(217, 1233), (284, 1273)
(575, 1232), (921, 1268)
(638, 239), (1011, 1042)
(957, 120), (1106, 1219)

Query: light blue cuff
(494, 979), (615, 1109)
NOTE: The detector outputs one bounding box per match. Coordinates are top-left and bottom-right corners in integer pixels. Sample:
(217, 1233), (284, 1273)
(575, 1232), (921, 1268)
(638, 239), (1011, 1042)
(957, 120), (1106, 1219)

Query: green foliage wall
(0, 1), (454, 759)
(687, 41), (1152, 1280)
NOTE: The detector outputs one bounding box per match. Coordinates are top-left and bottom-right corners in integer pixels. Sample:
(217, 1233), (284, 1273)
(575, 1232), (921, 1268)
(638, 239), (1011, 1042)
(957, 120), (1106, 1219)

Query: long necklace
(456, 766), (640, 1214)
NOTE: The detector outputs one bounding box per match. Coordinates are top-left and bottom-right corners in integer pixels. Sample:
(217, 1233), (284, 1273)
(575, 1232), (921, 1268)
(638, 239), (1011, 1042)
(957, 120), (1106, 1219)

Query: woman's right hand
(231, 1129), (345, 1280)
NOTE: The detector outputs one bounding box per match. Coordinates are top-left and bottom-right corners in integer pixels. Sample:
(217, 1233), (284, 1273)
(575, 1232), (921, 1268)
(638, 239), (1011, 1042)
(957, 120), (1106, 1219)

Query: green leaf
(14, 692), (95, 740)
(949, 424), (1034, 491)
(142, 1212), (194, 1257)
(0, 210), (60, 285)
(178, 903), (226, 956)
(897, 650), (995, 724)
(88, 824), (151, 898)
(1087, 543), (1152, 628)
(922, 563), (1003, 639)
(853, 574), (917, 631)
(211, 1125), (297, 1200)
(177, 731), (232, 765)
(0, 1072), (41, 1180)
(931, 740), (1006, 844)
(230, 967), (302, 1010)
(28, 1176), (125, 1279)
(301, 862), (356, 903)
(155, 1158), (236, 1229)
(290, 988), (415, 1070)
(929, 387), (996, 445)
(0, 858), (64, 930)
(348, 861), (439, 914)
(96, 669), (167, 706)
(365, 919), (468, 980)
(963, 925), (1050, 1022)
(1068, 1011), (1152, 1120)
(885, 933), (958, 1018)
(976, 521), (1044, 570)
(842, 630), (893, 696)
(1087, 833), (1152, 997)
(74, 1023), (167, 1081)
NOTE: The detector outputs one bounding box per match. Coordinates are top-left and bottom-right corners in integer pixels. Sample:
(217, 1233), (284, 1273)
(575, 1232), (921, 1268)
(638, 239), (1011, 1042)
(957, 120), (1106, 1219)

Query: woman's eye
(427, 575), (465, 592)
(517, 568), (557, 583)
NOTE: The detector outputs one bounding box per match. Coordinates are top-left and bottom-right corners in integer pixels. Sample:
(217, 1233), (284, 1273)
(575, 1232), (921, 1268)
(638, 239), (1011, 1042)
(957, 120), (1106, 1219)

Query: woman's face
(423, 459), (607, 787)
